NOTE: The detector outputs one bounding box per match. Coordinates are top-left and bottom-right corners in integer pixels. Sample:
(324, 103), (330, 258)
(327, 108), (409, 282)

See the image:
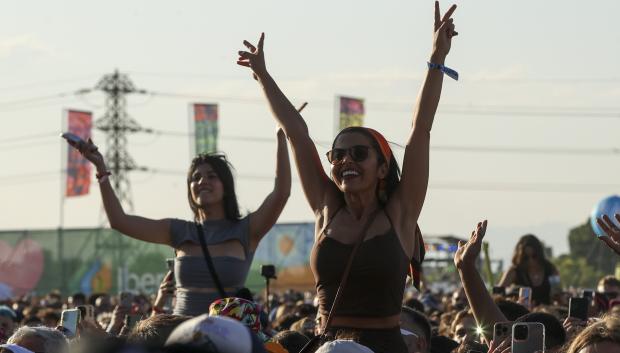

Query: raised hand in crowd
(563, 316), (587, 341)
(432, 1), (458, 60)
(487, 338), (511, 353)
(152, 271), (175, 316)
(596, 214), (620, 255)
(105, 305), (129, 336)
(237, 32), (267, 81)
(454, 220), (508, 342)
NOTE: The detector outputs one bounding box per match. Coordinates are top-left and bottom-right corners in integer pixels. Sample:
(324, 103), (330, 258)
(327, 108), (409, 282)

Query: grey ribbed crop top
(169, 216), (254, 316)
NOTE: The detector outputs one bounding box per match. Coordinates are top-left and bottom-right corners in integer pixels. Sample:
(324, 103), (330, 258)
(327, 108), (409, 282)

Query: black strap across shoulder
(195, 223), (228, 299)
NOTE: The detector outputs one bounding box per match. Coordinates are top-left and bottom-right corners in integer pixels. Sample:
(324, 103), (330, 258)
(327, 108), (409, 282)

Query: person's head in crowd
(19, 317), (42, 328)
(495, 299), (529, 321)
(565, 315), (620, 353)
(400, 306), (431, 353)
(292, 304), (316, 319)
(403, 298), (425, 314)
(512, 234), (550, 269)
(0, 306), (17, 342)
(94, 295), (112, 314)
(450, 309), (477, 345)
(597, 275), (620, 301)
(274, 314), (301, 332)
(165, 315), (266, 353)
(289, 317), (315, 339)
(438, 312), (455, 337)
(42, 292), (62, 310)
(7, 326), (68, 353)
(128, 314), (191, 348)
(315, 339), (374, 353)
(208, 297), (268, 341)
(67, 293), (86, 309)
(187, 153), (241, 222)
(451, 288), (467, 311)
(270, 330), (309, 353)
(429, 335), (459, 353)
(37, 310), (60, 329)
(515, 312), (565, 352)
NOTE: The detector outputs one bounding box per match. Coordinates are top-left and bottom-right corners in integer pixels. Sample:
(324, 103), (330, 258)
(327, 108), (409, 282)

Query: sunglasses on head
(326, 145), (371, 165)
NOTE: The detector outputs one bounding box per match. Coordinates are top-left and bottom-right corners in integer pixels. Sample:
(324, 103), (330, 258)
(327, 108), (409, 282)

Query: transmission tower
(94, 69), (147, 212)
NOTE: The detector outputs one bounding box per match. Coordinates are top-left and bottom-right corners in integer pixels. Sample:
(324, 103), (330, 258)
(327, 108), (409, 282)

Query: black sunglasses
(326, 145), (371, 165)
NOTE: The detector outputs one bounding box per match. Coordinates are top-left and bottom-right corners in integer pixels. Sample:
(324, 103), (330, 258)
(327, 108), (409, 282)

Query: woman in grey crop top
(68, 129), (291, 316)
(238, 4), (458, 352)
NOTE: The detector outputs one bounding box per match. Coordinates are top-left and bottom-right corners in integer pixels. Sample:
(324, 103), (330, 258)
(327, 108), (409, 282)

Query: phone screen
(60, 132), (84, 144)
(569, 297), (588, 321)
(60, 309), (80, 337)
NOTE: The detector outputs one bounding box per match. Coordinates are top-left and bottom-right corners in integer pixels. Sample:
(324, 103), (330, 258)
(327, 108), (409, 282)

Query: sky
(1, 0), (619, 269)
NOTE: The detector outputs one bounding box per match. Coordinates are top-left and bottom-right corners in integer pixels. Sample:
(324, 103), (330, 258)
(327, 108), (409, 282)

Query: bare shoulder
(314, 189), (344, 238)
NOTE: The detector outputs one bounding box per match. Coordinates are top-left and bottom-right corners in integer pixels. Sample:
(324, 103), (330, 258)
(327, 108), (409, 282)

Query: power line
(147, 90), (620, 119)
(139, 130), (620, 157)
(0, 132), (58, 145)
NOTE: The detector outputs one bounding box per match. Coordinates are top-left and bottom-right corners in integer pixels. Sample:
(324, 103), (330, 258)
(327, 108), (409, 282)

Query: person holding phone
(67, 128), (291, 317)
(497, 234), (560, 306)
(236, 2), (458, 352)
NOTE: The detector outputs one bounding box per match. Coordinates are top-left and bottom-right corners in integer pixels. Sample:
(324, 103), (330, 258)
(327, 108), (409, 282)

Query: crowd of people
(3, 1), (620, 352)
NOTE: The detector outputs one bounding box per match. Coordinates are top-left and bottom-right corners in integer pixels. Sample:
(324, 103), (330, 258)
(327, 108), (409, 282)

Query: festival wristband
(427, 62), (459, 81)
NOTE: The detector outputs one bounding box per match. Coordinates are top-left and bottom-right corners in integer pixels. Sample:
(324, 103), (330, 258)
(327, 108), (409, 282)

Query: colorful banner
(0, 223), (317, 297)
(193, 104), (218, 155)
(65, 110), (92, 197)
(338, 96), (365, 130)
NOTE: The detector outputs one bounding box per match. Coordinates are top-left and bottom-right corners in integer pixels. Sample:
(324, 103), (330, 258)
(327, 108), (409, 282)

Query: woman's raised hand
(454, 220), (488, 270)
(596, 214), (620, 255)
(433, 1), (458, 58)
(69, 138), (106, 171)
(237, 33), (267, 80)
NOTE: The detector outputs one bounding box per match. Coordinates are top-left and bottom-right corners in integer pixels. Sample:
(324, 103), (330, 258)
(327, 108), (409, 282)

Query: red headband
(365, 128), (392, 163)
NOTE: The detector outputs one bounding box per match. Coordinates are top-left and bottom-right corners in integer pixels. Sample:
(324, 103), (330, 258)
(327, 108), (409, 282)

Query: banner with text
(65, 110), (92, 197)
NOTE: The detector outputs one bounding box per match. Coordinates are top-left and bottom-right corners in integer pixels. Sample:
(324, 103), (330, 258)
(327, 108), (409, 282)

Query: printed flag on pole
(338, 96), (365, 130)
(193, 104), (218, 155)
(65, 110), (92, 197)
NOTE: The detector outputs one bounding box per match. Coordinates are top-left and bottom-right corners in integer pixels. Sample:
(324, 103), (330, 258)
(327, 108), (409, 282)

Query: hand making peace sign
(433, 1), (458, 58)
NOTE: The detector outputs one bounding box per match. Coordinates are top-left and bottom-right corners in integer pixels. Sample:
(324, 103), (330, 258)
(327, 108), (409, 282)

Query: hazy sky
(1, 0), (619, 267)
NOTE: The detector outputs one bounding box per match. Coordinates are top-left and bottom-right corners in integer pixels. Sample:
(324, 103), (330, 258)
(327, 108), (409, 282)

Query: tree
(553, 254), (605, 289)
(567, 220), (618, 275)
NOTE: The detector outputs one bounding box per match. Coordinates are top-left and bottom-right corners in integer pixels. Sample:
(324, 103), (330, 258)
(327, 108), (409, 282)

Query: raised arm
(249, 128), (291, 250)
(454, 220), (508, 342)
(392, 2), (458, 225)
(71, 139), (171, 245)
(237, 33), (336, 214)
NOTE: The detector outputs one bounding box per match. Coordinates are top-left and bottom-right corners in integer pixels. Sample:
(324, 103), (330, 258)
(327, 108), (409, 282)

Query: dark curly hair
(332, 127), (401, 206)
(186, 153), (241, 222)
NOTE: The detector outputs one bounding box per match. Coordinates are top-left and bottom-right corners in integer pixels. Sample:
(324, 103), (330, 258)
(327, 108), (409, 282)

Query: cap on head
(165, 315), (266, 353)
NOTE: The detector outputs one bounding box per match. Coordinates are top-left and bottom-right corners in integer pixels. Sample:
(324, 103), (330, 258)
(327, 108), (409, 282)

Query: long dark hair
(332, 127), (401, 205)
(186, 153), (241, 222)
(512, 234), (549, 269)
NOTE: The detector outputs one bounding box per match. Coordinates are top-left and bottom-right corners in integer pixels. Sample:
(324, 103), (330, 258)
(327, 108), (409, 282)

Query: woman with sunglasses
(66, 129), (291, 316)
(237, 2), (458, 352)
(498, 234), (560, 306)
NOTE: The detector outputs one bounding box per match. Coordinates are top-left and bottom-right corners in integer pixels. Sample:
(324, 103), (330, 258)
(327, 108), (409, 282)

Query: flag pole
(59, 109), (67, 294)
